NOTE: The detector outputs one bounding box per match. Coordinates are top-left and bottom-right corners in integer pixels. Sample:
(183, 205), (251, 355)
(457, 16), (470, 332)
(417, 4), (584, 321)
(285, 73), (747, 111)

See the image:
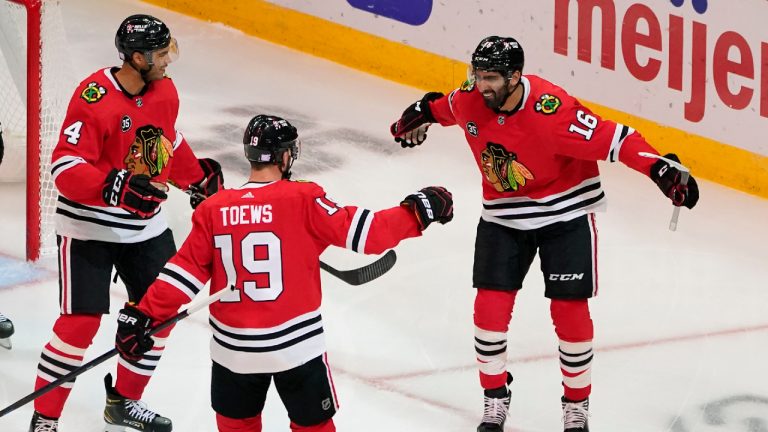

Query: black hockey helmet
(471, 36), (524, 77)
(115, 14), (173, 62)
(243, 115), (300, 169)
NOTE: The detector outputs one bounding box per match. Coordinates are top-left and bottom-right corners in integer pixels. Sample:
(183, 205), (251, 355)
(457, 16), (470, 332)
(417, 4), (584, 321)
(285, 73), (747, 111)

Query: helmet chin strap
(126, 52), (155, 84)
(278, 152), (294, 180)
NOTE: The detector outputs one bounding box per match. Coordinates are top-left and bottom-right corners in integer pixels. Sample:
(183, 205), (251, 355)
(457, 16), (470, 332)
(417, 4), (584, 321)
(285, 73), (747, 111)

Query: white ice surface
(1, 0), (767, 431)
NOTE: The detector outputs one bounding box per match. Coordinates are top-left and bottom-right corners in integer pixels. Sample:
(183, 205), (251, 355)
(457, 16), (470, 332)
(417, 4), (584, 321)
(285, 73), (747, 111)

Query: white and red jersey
(50, 67), (203, 243)
(429, 75), (659, 230)
(138, 180), (421, 374)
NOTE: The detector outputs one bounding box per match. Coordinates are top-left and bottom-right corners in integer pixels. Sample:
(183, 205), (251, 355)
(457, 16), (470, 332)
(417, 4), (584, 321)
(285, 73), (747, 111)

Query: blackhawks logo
(480, 142), (534, 192)
(80, 81), (106, 104)
(534, 94), (561, 115)
(123, 125), (173, 177)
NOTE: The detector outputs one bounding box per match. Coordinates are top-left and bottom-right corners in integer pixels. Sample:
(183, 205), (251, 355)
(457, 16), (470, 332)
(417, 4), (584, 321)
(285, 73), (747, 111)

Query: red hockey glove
(102, 169), (167, 218)
(188, 158), (224, 209)
(401, 186), (454, 230)
(650, 153), (699, 209)
(390, 92), (444, 148)
(115, 303), (154, 362)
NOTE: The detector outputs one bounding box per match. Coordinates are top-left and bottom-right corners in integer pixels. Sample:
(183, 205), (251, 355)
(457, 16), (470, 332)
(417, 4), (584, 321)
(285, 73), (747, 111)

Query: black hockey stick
(319, 249), (397, 285)
(0, 286), (235, 419)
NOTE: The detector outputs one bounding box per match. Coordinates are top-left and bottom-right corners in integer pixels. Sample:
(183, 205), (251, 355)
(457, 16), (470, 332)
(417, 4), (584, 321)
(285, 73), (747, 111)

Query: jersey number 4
(214, 232), (284, 302)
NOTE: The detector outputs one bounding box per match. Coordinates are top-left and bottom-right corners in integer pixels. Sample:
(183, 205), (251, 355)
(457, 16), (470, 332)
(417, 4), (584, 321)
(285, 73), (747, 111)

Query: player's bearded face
(474, 70), (510, 109)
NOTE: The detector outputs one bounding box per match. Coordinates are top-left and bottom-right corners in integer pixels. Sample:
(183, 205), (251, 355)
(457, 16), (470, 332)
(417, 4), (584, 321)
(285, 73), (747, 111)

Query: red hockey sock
(290, 419), (336, 432)
(216, 413), (262, 432)
(34, 314), (101, 418)
(474, 288), (517, 389)
(115, 325), (173, 400)
(550, 299), (594, 401)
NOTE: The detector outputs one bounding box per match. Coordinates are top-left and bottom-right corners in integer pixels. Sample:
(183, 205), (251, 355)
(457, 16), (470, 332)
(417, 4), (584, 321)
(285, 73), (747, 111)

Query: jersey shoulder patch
(460, 78), (475, 92)
(533, 93), (562, 115)
(79, 81), (108, 104)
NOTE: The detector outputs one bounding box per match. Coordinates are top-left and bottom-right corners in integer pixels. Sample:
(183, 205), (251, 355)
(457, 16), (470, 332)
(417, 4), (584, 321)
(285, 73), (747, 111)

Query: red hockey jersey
(138, 180), (421, 374)
(50, 67), (203, 243)
(429, 75), (659, 230)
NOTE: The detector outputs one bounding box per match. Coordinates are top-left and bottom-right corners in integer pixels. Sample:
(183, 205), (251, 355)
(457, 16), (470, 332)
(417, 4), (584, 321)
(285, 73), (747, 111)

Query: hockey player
(0, 311), (14, 350)
(390, 36), (699, 432)
(113, 114), (454, 432)
(28, 15), (224, 432)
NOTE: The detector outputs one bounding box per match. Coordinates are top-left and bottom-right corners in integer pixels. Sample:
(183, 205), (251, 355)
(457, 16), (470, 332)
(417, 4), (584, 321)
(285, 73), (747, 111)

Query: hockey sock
(34, 313), (102, 418)
(290, 419), (336, 432)
(115, 325), (173, 400)
(474, 288), (517, 389)
(216, 413), (263, 432)
(550, 299), (594, 401)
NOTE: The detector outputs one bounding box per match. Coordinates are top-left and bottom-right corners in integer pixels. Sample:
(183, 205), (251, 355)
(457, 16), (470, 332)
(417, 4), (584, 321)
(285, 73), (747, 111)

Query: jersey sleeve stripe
(50, 156), (86, 182)
(347, 209), (372, 253)
(172, 130), (183, 150)
(165, 262), (205, 290)
(607, 124), (634, 163)
(158, 267), (202, 300)
(448, 89), (458, 117)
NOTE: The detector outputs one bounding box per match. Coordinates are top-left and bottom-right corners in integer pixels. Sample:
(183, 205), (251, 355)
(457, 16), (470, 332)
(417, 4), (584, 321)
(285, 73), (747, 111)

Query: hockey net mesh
(0, 0), (72, 259)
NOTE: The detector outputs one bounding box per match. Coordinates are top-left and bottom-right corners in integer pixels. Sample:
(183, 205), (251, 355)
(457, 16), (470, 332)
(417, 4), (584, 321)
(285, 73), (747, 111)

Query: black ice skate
(477, 372), (513, 432)
(0, 312), (14, 350)
(103, 373), (172, 432)
(562, 396), (590, 432)
(29, 411), (59, 432)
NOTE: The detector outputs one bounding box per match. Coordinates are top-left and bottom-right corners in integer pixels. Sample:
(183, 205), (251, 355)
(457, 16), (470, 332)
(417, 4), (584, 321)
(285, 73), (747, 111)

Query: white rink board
(267, 0), (768, 156)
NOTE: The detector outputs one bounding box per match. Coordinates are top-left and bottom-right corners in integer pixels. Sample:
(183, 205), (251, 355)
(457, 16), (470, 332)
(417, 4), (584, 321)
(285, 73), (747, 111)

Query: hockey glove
(650, 153), (699, 209)
(390, 92), (444, 148)
(102, 169), (167, 218)
(188, 158), (224, 209)
(115, 303), (154, 361)
(401, 186), (454, 230)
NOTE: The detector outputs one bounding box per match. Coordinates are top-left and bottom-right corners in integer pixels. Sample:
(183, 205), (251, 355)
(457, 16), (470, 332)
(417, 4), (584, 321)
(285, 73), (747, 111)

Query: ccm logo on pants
(549, 273), (584, 281)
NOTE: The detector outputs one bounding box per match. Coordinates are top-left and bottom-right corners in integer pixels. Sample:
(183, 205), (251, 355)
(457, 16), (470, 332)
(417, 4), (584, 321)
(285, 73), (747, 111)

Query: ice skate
(562, 396), (590, 432)
(0, 312), (14, 350)
(29, 411), (59, 432)
(477, 372), (513, 432)
(103, 373), (172, 432)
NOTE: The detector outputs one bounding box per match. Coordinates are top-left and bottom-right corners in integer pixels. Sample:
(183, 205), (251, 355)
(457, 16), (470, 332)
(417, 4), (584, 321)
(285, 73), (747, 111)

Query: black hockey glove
(650, 153), (699, 209)
(401, 186), (454, 230)
(390, 92), (444, 148)
(102, 169), (167, 218)
(115, 303), (154, 362)
(188, 158), (224, 209)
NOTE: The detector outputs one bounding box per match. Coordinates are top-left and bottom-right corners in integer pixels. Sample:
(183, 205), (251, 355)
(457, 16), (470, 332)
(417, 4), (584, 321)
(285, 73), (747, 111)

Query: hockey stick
(638, 152), (691, 231)
(0, 285), (235, 418)
(320, 249), (397, 286)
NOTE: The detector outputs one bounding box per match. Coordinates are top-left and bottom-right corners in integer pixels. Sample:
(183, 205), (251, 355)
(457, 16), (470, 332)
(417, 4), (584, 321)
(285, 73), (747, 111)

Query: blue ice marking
(0, 256), (49, 289)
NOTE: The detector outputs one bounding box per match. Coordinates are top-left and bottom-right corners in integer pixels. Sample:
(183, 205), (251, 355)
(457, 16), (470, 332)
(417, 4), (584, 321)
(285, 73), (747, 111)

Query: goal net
(0, 0), (72, 260)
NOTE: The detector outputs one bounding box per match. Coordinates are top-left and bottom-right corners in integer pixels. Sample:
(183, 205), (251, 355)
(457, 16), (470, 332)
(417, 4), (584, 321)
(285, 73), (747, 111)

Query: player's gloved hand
(102, 169), (167, 218)
(115, 303), (154, 362)
(401, 186), (454, 230)
(390, 92), (444, 148)
(188, 158), (224, 209)
(650, 153), (699, 209)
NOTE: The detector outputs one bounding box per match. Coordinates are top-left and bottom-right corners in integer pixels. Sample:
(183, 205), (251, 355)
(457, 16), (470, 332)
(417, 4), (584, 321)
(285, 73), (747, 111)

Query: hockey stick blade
(320, 250), (397, 286)
(0, 285), (235, 418)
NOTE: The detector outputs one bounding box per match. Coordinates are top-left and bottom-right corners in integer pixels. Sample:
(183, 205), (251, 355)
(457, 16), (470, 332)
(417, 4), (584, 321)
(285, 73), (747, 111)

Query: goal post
(0, 0), (71, 261)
